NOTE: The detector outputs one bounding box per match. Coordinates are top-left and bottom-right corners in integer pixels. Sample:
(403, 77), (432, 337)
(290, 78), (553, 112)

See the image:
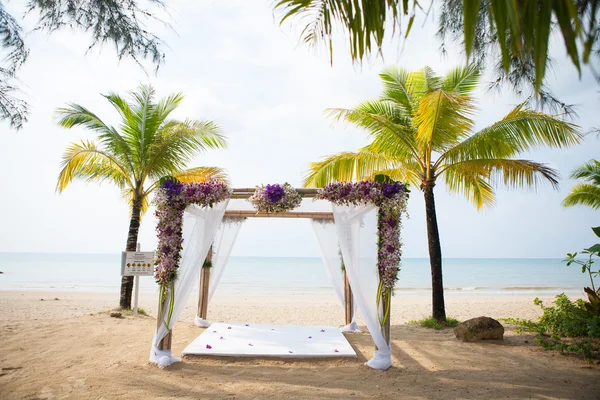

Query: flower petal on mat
(289, 351), (293, 354)
(308, 336), (312, 339)
(227, 327), (232, 330)
(334, 349), (339, 353)
(320, 329), (325, 332)
(206, 344), (212, 349)
(245, 324), (249, 326)
(248, 343), (253, 346)
(220, 336), (224, 340)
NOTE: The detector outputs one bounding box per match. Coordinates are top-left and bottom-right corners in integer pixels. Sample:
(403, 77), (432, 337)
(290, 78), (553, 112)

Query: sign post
(121, 243), (154, 316)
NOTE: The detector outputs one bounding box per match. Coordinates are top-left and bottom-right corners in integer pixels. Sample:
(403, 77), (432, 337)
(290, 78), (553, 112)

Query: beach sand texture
(0, 291), (597, 399)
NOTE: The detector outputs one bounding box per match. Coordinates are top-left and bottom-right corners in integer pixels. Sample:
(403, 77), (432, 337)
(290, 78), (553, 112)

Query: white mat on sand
(182, 323), (357, 358)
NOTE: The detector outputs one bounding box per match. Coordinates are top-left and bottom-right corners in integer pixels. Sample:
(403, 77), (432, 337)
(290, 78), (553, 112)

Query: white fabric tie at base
(194, 316), (211, 327)
(341, 321), (361, 333)
(366, 348), (392, 370)
(149, 345), (181, 368)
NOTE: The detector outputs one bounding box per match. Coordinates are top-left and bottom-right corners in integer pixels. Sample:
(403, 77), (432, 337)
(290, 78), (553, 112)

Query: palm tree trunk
(423, 184), (446, 322)
(120, 197), (142, 309)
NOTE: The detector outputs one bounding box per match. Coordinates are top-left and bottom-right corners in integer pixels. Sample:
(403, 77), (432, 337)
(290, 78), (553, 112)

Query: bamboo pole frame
(197, 246), (212, 320)
(157, 296), (172, 351)
(343, 269), (353, 326)
(224, 210), (333, 219)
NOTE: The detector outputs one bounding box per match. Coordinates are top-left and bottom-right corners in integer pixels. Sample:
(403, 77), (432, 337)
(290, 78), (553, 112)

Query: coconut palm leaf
(145, 120), (225, 181)
(441, 103), (582, 165)
(563, 159), (600, 209)
(55, 104), (134, 171)
(303, 150), (400, 187)
(275, 0), (409, 63)
(326, 105), (421, 163)
(57, 141), (131, 192)
(442, 64), (481, 95)
(442, 158), (560, 194)
(442, 164), (496, 208)
(569, 159), (600, 185)
(379, 66), (414, 115)
(562, 183), (600, 209)
(413, 90), (474, 153)
(172, 167), (229, 185)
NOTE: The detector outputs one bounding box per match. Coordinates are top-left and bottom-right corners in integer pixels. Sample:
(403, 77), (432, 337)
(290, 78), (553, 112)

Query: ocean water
(0, 253), (591, 297)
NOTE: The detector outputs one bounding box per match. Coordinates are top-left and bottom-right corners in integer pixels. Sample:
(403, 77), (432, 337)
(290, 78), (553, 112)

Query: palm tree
(56, 84), (228, 309)
(304, 65), (582, 321)
(563, 160), (600, 209)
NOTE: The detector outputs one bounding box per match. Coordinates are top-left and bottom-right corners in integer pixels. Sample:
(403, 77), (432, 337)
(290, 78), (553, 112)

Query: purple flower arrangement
(153, 179), (231, 285)
(248, 183), (302, 213)
(315, 181), (408, 289)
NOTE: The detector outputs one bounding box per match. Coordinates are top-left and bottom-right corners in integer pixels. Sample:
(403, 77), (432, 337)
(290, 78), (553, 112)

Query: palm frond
(443, 158), (560, 190)
(57, 141), (132, 192)
(326, 104), (421, 165)
(303, 150), (401, 188)
(569, 159), (600, 185)
(379, 66), (414, 115)
(274, 0), (411, 64)
(55, 103), (134, 173)
(442, 64), (481, 95)
(441, 102), (582, 164)
(562, 183), (600, 209)
(172, 166), (230, 185)
(145, 119), (226, 181)
(406, 67), (442, 107)
(413, 90), (475, 152)
(443, 164), (496, 209)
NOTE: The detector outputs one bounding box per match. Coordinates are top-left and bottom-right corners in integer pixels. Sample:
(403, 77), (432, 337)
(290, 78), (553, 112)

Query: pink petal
(245, 324), (249, 326)
(334, 349), (339, 353)
(220, 336), (224, 339)
(320, 329), (325, 332)
(206, 344), (212, 349)
(227, 327), (232, 329)
(212, 330), (217, 333)
(248, 343), (253, 346)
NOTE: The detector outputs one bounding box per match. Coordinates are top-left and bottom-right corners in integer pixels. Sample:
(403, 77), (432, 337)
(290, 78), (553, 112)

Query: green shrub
(503, 294), (600, 361)
(407, 316), (460, 330)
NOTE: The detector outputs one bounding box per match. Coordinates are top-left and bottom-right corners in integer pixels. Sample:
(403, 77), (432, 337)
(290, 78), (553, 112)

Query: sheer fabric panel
(332, 204), (391, 370)
(195, 216), (245, 327)
(150, 200), (228, 368)
(310, 218), (360, 332)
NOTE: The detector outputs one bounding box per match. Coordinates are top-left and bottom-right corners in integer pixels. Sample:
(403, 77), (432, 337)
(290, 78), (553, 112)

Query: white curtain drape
(310, 219), (360, 332)
(194, 216), (246, 327)
(332, 204), (392, 370)
(149, 200), (229, 368)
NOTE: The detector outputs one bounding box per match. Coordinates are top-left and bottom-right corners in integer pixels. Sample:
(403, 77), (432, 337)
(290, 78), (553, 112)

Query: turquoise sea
(0, 253), (591, 297)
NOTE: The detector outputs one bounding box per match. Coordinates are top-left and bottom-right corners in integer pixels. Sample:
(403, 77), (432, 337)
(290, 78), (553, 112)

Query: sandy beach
(0, 290), (597, 399)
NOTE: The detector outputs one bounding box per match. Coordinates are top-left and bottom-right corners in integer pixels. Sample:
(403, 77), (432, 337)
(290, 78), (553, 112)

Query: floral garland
(154, 179), (231, 285)
(315, 181), (408, 289)
(248, 183), (302, 213)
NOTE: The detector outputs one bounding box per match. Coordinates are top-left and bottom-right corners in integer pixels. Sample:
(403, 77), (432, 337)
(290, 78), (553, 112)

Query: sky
(0, 0), (598, 258)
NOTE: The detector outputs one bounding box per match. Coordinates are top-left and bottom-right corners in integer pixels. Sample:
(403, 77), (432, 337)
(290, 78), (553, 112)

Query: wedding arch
(149, 180), (408, 370)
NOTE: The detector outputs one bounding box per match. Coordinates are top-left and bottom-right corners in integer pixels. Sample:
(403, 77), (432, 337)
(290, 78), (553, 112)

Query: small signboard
(121, 251), (155, 276)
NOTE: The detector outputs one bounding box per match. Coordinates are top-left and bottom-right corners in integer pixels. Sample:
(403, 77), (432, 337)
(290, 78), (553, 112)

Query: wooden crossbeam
(224, 210), (333, 219)
(231, 188), (320, 199)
